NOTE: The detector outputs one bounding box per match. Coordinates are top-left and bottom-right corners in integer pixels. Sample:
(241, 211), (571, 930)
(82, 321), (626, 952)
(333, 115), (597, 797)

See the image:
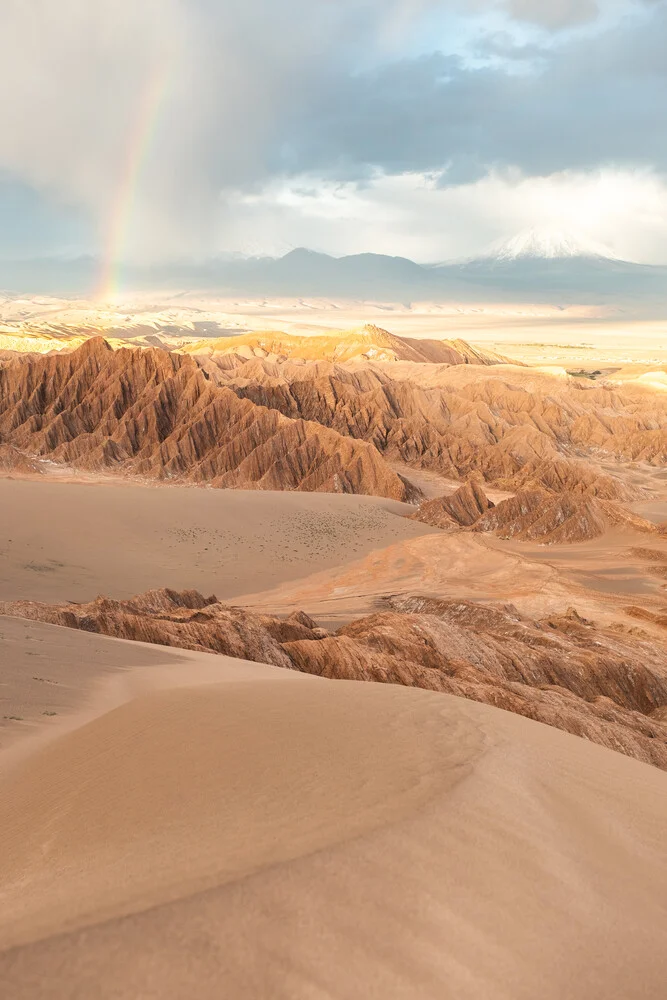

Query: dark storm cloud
(0, 0), (440, 257)
(279, 3), (667, 184)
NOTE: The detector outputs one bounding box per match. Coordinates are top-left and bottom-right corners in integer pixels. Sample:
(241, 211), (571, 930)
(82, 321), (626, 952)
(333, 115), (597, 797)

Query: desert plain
(1, 304), (667, 998)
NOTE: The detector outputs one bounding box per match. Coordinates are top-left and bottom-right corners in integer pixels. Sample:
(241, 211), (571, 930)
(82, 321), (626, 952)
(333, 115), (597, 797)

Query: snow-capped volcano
(439, 226), (663, 305)
(476, 227), (621, 263)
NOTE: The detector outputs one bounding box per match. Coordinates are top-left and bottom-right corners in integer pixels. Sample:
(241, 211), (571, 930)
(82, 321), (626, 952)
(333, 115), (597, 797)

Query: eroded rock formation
(0, 589), (310, 669)
(410, 480), (494, 530)
(2, 335), (664, 506)
(410, 480), (661, 543)
(285, 597), (667, 769)
(0, 444), (43, 476)
(182, 325), (514, 366)
(474, 488), (660, 543)
(3, 587), (667, 771)
(0, 338), (414, 500)
(217, 359), (666, 498)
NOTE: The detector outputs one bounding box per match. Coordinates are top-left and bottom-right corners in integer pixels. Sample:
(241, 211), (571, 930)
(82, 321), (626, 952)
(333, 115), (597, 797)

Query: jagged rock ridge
(3, 587), (667, 771)
(182, 325), (514, 365)
(216, 359), (666, 499)
(411, 481), (662, 543)
(3, 335), (664, 504)
(0, 338), (414, 500)
(410, 481), (494, 531)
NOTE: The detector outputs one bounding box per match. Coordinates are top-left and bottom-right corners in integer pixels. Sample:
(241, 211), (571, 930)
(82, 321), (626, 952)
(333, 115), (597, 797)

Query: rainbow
(96, 63), (171, 302)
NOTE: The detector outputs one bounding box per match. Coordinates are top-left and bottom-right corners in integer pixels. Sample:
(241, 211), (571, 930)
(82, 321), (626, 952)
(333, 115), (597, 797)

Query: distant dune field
(2, 294), (667, 366)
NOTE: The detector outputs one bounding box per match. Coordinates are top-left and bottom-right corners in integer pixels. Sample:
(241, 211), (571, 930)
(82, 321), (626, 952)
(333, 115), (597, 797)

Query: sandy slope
(0, 617), (185, 752)
(233, 531), (573, 622)
(0, 478), (433, 603)
(1, 637), (666, 999)
(236, 525), (667, 629)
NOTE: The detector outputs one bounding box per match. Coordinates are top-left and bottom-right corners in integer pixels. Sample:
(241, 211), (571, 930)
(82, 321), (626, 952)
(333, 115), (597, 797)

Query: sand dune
(0, 616), (183, 752)
(237, 524), (667, 629)
(1, 642), (666, 998)
(0, 478), (432, 603)
(0, 659), (473, 951)
(4, 583), (667, 769)
(236, 531), (568, 622)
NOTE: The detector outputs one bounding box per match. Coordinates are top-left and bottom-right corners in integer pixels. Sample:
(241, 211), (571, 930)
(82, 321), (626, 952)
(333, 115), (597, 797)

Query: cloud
(0, 176), (91, 259)
(0, 1), (187, 253)
(0, 0), (665, 262)
(282, 4), (667, 184)
(0, 0), (439, 260)
(218, 167), (667, 263)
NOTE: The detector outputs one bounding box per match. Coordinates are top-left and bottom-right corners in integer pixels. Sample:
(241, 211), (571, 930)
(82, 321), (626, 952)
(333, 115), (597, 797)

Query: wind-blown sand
(235, 524), (667, 631)
(0, 477), (434, 603)
(633, 499), (667, 524)
(0, 616), (184, 752)
(1, 635), (666, 999)
(3, 442), (667, 997)
(236, 532), (558, 617)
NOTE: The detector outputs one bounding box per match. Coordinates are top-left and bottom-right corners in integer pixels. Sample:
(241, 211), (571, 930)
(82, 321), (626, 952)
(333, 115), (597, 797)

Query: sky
(0, 0), (666, 264)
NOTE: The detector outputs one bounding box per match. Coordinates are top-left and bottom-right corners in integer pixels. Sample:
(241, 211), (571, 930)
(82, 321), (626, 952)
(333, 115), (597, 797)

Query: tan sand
(0, 616), (184, 753)
(389, 461), (515, 503)
(632, 499), (667, 524)
(0, 477), (435, 603)
(235, 531), (571, 623)
(1, 639), (666, 999)
(0, 657), (474, 950)
(236, 525), (667, 629)
(495, 528), (667, 603)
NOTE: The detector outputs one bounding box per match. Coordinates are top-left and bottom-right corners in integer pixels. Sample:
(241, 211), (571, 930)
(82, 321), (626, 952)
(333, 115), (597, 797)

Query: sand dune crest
(1, 662), (666, 999)
(0, 665), (477, 950)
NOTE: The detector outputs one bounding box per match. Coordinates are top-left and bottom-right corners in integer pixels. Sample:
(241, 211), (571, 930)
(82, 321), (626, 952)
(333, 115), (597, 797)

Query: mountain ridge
(181, 325), (515, 366)
(0, 338), (415, 500)
(2, 240), (667, 309)
(1, 335), (665, 507)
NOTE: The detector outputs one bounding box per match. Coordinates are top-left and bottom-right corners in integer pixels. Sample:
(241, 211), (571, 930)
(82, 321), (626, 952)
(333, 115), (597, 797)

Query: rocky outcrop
(284, 598), (667, 770)
(474, 488), (660, 543)
(0, 589), (311, 669)
(492, 457), (632, 501)
(410, 481), (494, 530)
(220, 360), (662, 499)
(4, 335), (662, 504)
(626, 606), (667, 631)
(0, 444), (43, 476)
(0, 339), (414, 500)
(410, 481), (660, 544)
(3, 587), (667, 772)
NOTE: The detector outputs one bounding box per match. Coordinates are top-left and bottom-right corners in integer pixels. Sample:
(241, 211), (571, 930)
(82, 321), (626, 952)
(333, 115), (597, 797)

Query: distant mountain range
(1, 229), (666, 312)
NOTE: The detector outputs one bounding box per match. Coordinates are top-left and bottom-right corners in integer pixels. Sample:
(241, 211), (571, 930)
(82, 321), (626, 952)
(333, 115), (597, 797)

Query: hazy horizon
(2, 2), (666, 323)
